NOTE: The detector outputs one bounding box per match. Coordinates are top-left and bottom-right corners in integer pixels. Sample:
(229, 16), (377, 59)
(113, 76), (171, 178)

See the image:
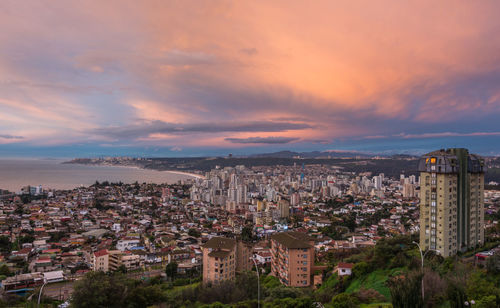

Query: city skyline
(2, 1), (500, 157)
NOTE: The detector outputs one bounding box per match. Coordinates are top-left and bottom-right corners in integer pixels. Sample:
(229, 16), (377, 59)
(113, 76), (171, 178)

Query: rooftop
(271, 231), (312, 249)
(203, 237), (236, 250)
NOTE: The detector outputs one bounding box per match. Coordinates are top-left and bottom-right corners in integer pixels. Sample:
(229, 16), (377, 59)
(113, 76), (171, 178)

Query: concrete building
(93, 249), (109, 271)
(270, 232), (314, 287)
(418, 148), (485, 257)
(235, 240), (253, 272)
(92, 249), (123, 272)
(278, 199), (290, 218)
(202, 237), (254, 284)
(202, 237), (236, 285)
(402, 183), (415, 198)
(116, 238), (141, 251)
(290, 193), (300, 206)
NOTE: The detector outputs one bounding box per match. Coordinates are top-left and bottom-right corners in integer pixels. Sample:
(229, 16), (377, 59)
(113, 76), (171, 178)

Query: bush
(331, 293), (359, 308)
(262, 275), (281, 289)
(387, 270), (423, 308)
(352, 261), (371, 277)
(264, 297), (314, 308)
(267, 287), (303, 299)
(354, 288), (386, 304)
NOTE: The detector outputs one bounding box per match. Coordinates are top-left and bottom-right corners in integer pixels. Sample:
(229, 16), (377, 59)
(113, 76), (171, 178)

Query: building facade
(278, 199), (290, 218)
(418, 148), (485, 257)
(92, 249), (140, 272)
(202, 237), (254, 285)
(270, 232), (314, 287)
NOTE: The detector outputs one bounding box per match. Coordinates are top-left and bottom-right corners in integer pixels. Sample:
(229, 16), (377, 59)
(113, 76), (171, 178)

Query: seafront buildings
(418, 148), (485, 257)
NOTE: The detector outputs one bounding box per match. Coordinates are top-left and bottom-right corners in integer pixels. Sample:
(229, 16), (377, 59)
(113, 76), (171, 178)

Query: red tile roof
(337, 262), (354, 269)
(94, 249), (108, 257)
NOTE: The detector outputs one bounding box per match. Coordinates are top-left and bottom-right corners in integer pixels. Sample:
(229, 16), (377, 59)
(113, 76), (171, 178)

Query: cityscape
(1, 1), (500, 308)
(0, 149), (499, 307)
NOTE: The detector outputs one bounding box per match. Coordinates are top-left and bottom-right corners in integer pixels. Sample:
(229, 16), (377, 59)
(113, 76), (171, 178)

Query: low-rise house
(335, 262), (354, 276)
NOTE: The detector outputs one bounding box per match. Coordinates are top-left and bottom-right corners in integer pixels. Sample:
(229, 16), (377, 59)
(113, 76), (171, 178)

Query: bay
(0, 159), (196, 192)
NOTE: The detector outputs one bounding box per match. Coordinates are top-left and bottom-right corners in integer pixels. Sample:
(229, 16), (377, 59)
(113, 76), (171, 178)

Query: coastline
(65, 161), (206, 180)
(0, 159), (204, 192)
(160, 170), (205, 179)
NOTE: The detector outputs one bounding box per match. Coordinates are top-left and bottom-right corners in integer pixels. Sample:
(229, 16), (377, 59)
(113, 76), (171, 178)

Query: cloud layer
(225, 137), (300, 144)
(0, 1), (500, 154)
(0, 134), (23, 140)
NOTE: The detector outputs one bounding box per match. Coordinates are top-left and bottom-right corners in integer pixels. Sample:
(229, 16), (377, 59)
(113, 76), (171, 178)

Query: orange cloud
(0, 1), (500, 149)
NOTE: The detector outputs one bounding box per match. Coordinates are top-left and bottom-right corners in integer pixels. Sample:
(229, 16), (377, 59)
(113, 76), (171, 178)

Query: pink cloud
(0, 1), (500, 148)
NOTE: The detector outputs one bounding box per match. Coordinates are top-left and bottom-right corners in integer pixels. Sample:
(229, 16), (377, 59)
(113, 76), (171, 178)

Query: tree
(116, 264), (128, 274)
(125, 285), (165, 308)
(241, 226), (253, 242)
(351, 261), (370, 278)
(466, 271), (500, 305)
(475, 295), (497, 308)
(166, 261), (178, 280)
(188, 228), (201, 238)
(0, 236), (11, 254)
(342, 213), (357, 232)
(486, 251), (500, 274)
(0, 264), (11, 276)
(71, 271), (132, 308)
(19, 234), (35, 245)
(446, 277), (467, 308)
(387, 270), (423, 308)
(331, 293), (359, 308)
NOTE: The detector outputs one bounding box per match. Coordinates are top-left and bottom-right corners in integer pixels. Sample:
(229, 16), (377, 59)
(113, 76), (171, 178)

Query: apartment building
(202, 237), (237, 284)
(92, 249), (140, 272)
(202, 237), (254, 285)
(418, 148), (485, 257)
(236, 240), (253, 272)
(270, 231), (314, 287)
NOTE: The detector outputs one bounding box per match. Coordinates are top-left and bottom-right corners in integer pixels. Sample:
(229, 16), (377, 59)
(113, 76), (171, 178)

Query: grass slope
(345, 268), (404, 301)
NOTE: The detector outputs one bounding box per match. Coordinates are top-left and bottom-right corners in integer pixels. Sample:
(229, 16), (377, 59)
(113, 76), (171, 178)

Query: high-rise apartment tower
(418, 148), (485, 257)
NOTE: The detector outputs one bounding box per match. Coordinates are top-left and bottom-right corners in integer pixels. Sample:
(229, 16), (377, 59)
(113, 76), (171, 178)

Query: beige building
(418, 148), (485, 257)
(402, 183), (415, 198)
(236, 240), (253, 272)
(270, 232), (314, 287)
(278, 199), (290, 218)
(93, 250), (106, 271)
(202, 237), (254, 285)
(92, 249), (141, 272)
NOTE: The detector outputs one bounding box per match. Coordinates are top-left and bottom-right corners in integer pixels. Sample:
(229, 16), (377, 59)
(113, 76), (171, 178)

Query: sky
(1, 1), (500, 157)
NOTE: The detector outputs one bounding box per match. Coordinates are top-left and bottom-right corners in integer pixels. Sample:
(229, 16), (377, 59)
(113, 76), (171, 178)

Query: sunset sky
(1, 1), (500, 157)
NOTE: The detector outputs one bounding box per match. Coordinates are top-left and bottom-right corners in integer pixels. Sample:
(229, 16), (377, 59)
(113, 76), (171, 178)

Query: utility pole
(250, 256), (260, 308)
(413, 241), (435, 303)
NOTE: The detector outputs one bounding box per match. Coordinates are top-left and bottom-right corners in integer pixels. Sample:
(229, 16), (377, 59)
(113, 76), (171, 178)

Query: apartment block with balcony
(92, 249), (136, 272)
(202, 237), (254, 284)
(202, 237), (237, 284)
(270, 231), (314, 287)
(418, 148), (485, 257)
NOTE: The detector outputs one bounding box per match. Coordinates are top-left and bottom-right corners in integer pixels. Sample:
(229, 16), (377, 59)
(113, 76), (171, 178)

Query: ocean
(0, 159), (195, 192)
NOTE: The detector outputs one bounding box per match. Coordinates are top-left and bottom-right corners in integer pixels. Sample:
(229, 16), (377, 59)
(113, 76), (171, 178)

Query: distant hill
(247, 150), (375, 159)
